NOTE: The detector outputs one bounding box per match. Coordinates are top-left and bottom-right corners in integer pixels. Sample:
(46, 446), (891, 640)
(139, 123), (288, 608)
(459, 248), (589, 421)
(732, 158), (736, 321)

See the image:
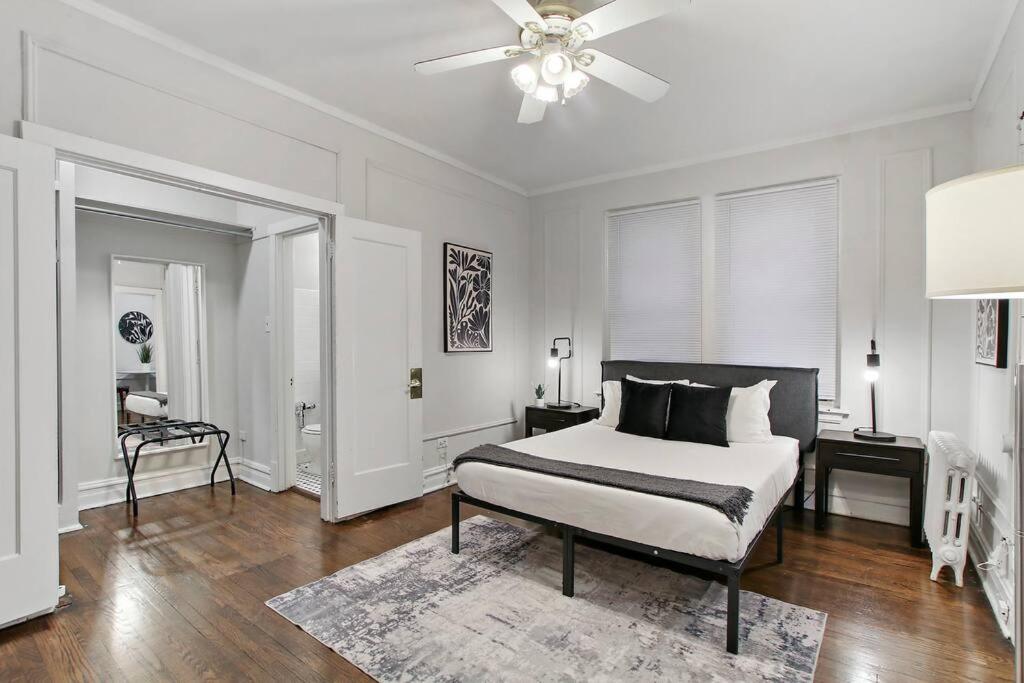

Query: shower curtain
(164, 263), (204, 421)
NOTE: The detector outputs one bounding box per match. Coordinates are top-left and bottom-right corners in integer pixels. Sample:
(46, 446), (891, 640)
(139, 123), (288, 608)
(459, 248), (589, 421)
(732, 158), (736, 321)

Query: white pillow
(597, 380), (622, 427)
(625, 374), (688, 385)
(690, 380), (776, 443)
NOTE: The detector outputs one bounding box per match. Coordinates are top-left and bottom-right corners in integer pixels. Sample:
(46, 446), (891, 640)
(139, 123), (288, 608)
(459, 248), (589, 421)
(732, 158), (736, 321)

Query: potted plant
(136, 342), (154, 373)
(534, 383), (546, 407)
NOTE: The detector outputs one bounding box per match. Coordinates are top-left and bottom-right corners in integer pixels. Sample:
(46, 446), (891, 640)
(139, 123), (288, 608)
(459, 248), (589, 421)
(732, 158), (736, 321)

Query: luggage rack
(117, 419), (235, 517)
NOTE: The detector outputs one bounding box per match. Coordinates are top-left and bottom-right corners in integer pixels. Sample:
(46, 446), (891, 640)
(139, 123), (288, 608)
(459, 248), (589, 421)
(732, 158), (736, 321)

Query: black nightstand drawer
(530, 411), (574, 431)
(524, 405), (599, 437)
(821, 441), (922, 474)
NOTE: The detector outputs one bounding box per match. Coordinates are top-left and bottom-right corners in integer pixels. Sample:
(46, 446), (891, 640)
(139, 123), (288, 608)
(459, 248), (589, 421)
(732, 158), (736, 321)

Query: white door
(0, 136), (59, 628)
(334, 217), (423, 518)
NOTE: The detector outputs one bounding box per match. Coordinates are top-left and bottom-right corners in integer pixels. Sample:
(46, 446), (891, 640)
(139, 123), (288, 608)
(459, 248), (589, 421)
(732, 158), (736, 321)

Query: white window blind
(713, 179), (839, 398)
(607, 201), (702, 362)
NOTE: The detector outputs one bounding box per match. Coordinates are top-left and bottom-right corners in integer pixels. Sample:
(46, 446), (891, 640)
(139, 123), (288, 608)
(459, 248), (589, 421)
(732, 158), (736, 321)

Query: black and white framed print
(117, 311), (154, 344)
(975, 299), (1008, 368)
(444, 242), (492, 352)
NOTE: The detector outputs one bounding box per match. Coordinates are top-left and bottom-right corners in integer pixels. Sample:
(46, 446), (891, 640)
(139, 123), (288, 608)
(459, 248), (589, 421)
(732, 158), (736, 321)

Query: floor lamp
(926, 164), (1024, 681)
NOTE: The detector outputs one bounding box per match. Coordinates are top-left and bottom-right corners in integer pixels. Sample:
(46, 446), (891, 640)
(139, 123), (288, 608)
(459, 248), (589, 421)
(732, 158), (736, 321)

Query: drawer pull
(836, 451), (901, 462)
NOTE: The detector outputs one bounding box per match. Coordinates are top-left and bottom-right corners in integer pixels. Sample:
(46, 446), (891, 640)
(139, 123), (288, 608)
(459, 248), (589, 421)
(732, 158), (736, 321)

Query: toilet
(300, 423), (321, 476)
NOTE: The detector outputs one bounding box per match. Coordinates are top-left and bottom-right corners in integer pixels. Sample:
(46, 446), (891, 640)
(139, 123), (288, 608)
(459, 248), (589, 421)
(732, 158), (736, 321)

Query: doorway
(280, 228), (323, 498)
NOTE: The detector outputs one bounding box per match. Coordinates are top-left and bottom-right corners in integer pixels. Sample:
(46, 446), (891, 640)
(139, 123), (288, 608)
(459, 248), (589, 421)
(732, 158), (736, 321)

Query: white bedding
(456, 421), (799, 562)
(124, 393), (168, 419)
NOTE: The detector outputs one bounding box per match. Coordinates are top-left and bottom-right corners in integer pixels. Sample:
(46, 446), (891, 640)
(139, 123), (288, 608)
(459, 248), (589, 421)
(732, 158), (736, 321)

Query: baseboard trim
(238, 458), (272, 491)
(423, 464), (455, 494)
(78, 458), (241, 511)
(58, 522), (85, 535)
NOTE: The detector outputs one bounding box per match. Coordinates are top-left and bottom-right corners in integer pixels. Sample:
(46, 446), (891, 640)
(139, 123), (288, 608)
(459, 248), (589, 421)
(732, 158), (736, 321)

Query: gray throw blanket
(453, 444), (754, 524)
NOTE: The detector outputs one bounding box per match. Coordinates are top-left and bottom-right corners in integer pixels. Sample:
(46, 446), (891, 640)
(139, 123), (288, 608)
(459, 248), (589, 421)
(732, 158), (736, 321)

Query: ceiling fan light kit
(414, 0), (685, 124)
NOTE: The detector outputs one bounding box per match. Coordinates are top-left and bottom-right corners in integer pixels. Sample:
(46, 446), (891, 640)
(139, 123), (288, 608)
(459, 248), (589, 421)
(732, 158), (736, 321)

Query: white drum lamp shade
(926, 165), (1024, 299)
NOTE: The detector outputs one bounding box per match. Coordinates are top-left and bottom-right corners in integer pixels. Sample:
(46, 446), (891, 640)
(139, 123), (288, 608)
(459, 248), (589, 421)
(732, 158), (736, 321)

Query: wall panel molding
(23, 33), (340, 199)
(55, 0), (527, 195)
(366, 159), (517, 217)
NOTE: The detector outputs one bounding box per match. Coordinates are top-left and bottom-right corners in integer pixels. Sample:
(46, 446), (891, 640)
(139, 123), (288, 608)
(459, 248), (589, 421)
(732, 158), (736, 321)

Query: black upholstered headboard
(601, 360), (819, 453)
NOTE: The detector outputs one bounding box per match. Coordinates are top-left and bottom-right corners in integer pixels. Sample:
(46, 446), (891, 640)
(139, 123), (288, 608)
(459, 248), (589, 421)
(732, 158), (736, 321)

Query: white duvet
(456, 421), (799, 562)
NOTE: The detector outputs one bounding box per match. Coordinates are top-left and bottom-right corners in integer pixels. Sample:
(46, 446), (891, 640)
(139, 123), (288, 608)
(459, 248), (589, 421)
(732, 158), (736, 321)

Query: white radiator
(925, 431), (978, 587)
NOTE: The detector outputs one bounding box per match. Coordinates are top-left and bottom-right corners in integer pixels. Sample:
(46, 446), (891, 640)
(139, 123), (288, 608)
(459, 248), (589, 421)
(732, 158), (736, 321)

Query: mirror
(112, 257), (207, 442)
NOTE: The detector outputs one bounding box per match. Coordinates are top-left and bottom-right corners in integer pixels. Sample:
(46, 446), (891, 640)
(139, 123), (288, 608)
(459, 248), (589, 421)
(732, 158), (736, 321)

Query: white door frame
(19, 121), (345, 523)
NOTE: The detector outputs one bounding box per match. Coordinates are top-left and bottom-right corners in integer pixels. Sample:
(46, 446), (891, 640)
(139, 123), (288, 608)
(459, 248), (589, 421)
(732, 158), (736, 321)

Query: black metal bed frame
(117, 419), (235, 517)
(450, 359), (818, 655)
(451, 479), (798, 655)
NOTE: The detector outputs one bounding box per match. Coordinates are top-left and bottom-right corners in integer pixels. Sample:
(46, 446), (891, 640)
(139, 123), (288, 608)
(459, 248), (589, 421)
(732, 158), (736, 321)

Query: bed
(451, 360), (819, 654)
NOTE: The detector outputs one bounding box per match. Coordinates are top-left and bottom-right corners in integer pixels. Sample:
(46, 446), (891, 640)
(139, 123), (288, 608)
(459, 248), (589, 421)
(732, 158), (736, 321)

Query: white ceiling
(88, 0), (1013, 193)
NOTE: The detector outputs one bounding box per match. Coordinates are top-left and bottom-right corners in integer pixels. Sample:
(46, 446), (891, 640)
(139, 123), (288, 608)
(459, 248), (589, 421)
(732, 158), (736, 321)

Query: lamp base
(853, 427), (897, 442)
(545, 401), (573, 410)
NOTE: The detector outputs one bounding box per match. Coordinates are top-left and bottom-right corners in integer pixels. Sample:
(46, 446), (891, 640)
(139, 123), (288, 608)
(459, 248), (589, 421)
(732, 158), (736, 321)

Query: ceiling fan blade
(576, 49), (669, 102)
(572, 0), (688, 41)
(517, 94), (546, 124)
(489, 0), (548, 32)
(414, 45), (522, 75)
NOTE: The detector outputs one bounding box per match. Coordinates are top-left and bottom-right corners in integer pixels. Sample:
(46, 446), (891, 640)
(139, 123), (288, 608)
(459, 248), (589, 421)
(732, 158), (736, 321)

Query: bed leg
(793, 470), (805, 512)
(451, 493), (460, 554)
(776, 506), (784, 564)
(562, 526), (575, 598)
(726, 574), (740, 654)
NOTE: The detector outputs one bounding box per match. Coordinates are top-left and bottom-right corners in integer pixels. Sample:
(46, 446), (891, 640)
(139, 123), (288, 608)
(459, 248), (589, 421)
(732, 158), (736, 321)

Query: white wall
(945, 0), (1024, 640)
(530, 112), (974, 526)
(1, 0), (532, 494)
(74, 210), (243, 509)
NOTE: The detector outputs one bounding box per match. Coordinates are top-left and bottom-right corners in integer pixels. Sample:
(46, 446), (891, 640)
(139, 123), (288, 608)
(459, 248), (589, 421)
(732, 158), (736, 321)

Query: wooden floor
(0, 481), (1012, 681)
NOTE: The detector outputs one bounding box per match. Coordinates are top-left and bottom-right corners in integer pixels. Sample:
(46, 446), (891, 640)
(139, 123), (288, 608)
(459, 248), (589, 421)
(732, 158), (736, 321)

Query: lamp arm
(553, 336), (572, 360)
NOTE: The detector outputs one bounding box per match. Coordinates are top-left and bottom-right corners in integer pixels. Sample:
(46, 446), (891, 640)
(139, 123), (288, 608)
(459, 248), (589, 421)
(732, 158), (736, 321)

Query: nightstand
(524, 404), (600, 437)
(815, 429), (927, 547)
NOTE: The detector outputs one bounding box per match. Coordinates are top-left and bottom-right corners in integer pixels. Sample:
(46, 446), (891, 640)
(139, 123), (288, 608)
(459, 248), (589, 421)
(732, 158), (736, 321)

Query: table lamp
(546, 336), (572, 409)
(854, 339), (895, 442)
(926, 163), (1024, 678)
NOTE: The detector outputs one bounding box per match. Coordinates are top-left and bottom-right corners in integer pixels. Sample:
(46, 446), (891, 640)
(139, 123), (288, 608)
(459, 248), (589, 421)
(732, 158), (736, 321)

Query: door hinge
(327, 239), (336, 261)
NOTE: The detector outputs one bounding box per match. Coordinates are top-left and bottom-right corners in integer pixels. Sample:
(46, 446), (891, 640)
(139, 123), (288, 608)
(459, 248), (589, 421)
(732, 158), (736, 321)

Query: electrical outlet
(437, 437), (448, 450)
(999, 599), (1010, 622)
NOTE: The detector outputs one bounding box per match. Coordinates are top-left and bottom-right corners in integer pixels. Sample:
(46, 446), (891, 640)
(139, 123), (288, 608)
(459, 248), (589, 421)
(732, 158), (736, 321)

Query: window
(712, 179), (839, 399)
(607, 201), (702, 362)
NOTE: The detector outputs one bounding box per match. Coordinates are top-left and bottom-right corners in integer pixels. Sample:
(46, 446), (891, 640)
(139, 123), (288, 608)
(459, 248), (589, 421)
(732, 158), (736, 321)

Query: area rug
(267, 516), (826, 682)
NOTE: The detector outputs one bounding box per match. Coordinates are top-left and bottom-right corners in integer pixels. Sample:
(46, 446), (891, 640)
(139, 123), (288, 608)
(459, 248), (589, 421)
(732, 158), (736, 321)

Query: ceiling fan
(414, 0), (685, 124)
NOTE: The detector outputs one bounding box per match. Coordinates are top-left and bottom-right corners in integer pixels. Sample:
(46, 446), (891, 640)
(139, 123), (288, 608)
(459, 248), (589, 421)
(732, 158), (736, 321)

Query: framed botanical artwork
(444, 242), (492, 352)
(975, 299), (1008, 368)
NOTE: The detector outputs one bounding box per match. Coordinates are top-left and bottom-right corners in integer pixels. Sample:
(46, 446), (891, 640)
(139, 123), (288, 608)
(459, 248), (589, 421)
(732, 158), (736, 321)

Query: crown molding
(528, 100), (974, 196)
(970, 0), (1021, 106)
(57, 0), (529, 197)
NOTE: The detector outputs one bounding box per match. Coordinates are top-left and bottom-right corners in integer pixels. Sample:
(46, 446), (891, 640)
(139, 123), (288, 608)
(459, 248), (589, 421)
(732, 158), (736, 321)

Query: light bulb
(541, 52), (572, 85)
(548, 357), (559, 369)
(510, 63), (538, 94)
(563, 70), (589, 98)
(864, 368), (880, 383)
(534, 84), (558, 103)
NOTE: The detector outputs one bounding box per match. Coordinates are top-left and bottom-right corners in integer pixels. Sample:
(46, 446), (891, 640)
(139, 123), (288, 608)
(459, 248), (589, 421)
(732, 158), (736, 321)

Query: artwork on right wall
(975, 299), (1008, 368)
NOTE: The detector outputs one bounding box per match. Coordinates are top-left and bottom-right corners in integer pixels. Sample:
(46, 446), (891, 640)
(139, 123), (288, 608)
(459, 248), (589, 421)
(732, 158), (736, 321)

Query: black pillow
(665, 384), (731, 447)
(616, 379), (671, 439)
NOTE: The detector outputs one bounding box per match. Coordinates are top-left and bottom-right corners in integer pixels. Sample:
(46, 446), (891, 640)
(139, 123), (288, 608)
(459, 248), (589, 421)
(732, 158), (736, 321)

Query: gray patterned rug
(267, 516), (826, 682)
